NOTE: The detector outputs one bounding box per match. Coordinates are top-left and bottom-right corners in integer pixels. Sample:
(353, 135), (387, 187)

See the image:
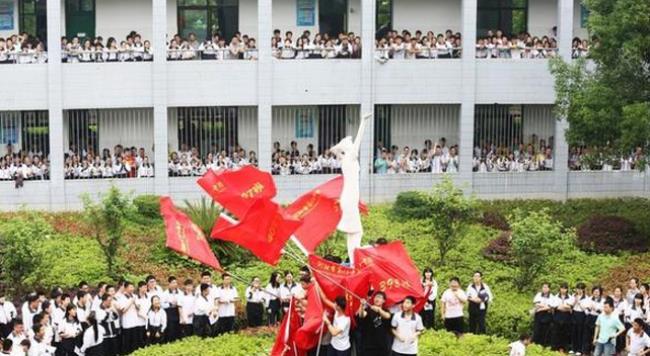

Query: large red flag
(271, 298), (306, 356)
(211, 199), (302, 265)
(197, 165), (277, 219)
(308, 255), (371, 325)
(286, 176), (369, 253)
(354, 241), (425, 310)
(160, 197), (221, 270)
(295, 285), (324, 350)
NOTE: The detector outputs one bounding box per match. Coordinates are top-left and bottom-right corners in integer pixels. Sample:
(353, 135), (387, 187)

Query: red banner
(287, 176), (369, 253)
(295, 285), (323, 350)
(197, 166), (277, 219)
(271, 298), (306, 356)
(211, 199), (301, 265)
(354, 241), (425, 310)
(160, 197), (221, 270)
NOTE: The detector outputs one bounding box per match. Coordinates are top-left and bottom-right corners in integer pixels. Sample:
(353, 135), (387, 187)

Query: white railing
(166, 48), (258, 61)
(0, 51), (48, 64)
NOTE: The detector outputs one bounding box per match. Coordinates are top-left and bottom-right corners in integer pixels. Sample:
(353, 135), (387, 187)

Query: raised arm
(352, 114), (372, 154)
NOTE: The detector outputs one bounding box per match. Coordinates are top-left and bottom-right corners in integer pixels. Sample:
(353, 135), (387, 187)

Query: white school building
(1, 0), (647, 211)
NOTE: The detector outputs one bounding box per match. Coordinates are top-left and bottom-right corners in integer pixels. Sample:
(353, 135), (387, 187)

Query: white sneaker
(575, 353), (582, 356)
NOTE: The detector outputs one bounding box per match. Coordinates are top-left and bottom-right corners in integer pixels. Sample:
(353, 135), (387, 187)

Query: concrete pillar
(554, 0), (575, 199)
(459, 0), (478, 192)
(152, 0), (169, 194)
(257, 0), (273, 171)
(360, 0), (375, 202)
(47, 0), (64, 209)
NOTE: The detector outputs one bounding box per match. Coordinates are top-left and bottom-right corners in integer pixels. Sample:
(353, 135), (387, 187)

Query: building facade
(0, 0), (648, 211)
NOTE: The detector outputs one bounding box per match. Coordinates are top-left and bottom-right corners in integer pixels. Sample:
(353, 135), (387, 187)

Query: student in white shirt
(145, 295), (166, 345)
(163, 276), (182, 342)
(571, 282), (590, 355)
(216, 274), (239, 335)
(584, 286), (605, 355)
(21, 294), (40, 333)
(116, 281), (139, 354)
(533, 283), (554, 347)
(440, 277), (468, 335)
(265, 272), (282, 326)
(79, 312), (104, 356)
(419, 268), (438, 329)
(466, 271), (494, 335)
(245, 277), (266, 328)
(280, 272), (302, 313)
(28, 324), (55, 356)
(0, 295), (17, 337)
(391, 296), (425, 356)
(551, 282), (574, 352)
(56, 305), (81, 356)
(626, 318), (650, 356)
(95, 293), (120, 356)
(178, 279), (195, 338)
(322, 296), (351, 356)
(192, 284), (212, 338)
(6, 319), (26, 348)
(134, 281), (150, 350)
(509, 334), (532, 356)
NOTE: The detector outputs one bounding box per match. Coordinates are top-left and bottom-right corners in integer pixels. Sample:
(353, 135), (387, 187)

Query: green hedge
(131, 330), (559, 356)
(132, 194), (162, 221)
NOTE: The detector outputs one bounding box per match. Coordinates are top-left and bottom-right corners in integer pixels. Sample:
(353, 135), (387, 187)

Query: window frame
(176, 0), (239, 40)
(477, 0), (529, 37)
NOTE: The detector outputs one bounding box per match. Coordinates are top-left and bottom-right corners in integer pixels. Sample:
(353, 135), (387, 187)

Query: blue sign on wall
(0, 0), (14, 31)
(297, 0), (315, 27)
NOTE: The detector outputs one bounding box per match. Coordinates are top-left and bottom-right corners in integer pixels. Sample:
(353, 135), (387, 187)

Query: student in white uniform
(56, 305), (81, 356)
(79, 312), (104, 356)
(551, 282), (574, 352)
(466, 271), (494, 335)
(116, 281), (139, 355)
(0, 295), (17, 337)
(163, 276), (181, 342)
(134, 282), (150, 350)
(145, 295), (166, 345)
(178, 279), (195, 338)
(419, 268), (438, 329)
(95, 293), (120, 356)
(323, 296), (351, 356)
(192, 284), (212, 338)
(245, 277), (266, 328)
(6, 319), (26, 347)
(391, 296), (425, 356)
(265, 272), (282, 326)
(584, 286), (605, 355)
(28, 324), (55, 356)
(626, 318), (650, 356)
(21, 294), (40, 333)
(571, 282), (589, 355)
(440, 277), (468, 336)
(216, 274), (238, 335)
(533, 283), (554, 347)
(509, 334), (532, 356)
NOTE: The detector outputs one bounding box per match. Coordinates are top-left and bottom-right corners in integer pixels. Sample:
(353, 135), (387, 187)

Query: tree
(549, 0), (650, 164)
(426, 177), (478, 266)
(509, 209), (569, 292)
(82, 186), (130, 278)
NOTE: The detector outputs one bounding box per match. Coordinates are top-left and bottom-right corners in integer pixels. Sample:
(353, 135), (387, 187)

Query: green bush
(131, 330), (559, 356)
(133, 195), (161, 220)
(23, 235), (108, 290)
(392, 191), (432, 219)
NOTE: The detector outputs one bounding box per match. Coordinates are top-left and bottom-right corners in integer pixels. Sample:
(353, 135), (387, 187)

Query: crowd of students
(375, 29), (462, 60)
(472, 138), (555, 172)
(0, 145), (49, 184)
(475, 30), (559, 59)
(167, 144), (257, 177)
(572, 37), (591, 59)
(166, 32), (257, 61)
(568, 146), (646, 171)
(62, 31), (153, 63)
(531, 278), (650, 356)
(373, 139), (460, 174)
(0, 33), (47, 64)
(272, 29), (362, 59)
(64, 145), (154, 179)
(270, 141), (341, 176)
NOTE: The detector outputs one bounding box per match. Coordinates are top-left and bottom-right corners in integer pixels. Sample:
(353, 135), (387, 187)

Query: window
(477, 0), (528, 37)
(580, 4), (589, 28)
(376, 0), (392, 38)
(19, 0), (47, 42)
(177, 0), (239, 42)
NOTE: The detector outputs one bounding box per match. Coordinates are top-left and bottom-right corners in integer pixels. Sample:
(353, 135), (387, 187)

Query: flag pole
(315, 317), (326, 356)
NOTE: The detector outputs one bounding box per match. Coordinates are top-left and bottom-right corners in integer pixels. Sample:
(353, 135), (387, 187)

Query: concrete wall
(392, 0), (462, 34)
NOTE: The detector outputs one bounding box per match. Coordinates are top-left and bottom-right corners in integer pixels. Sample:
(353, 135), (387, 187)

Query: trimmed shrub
(133, 194), (161, 220)
(481, 211), (510, 231)
(482, 231), (513, 262)
(577, 215), (648, 254)
(392, 191), (431, 219)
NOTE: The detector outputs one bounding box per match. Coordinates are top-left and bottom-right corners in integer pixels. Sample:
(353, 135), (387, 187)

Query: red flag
(271, 298), (306, 356)
(354, 241), (426, 310)
(211, 199), (302, 265)
(159, 197), (221, 270)
(308, 255), (370, 325)
(295, 285), (324, 350)
(287, 176), (369, 253)
(197, 166), (277, 219)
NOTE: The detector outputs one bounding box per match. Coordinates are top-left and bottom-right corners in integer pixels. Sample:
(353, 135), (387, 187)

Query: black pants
(165, 308), (181, 343)
(216, 316), (235, 335)
(180, 323), (194, 338)
(468, 309), (487, 334)
(420, 303), (435, 329)
(268, 299), (281, 326)
(193, 315), (211, 338)
(247, 302), (264, 327)
(583, 315), (598, 355)
(327, 346), (351, 356)
(533, 319), (553, 347)
(552, 319), (571, 351)
(571, 311), (586, 352)
(444, 317), (464, 335)
(57, 338), (77, 356)
(103, 336), (120, 356)
(121, 327), (141, 354)
(0, 322), (9, 338)
(86, 343), (105, 356)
